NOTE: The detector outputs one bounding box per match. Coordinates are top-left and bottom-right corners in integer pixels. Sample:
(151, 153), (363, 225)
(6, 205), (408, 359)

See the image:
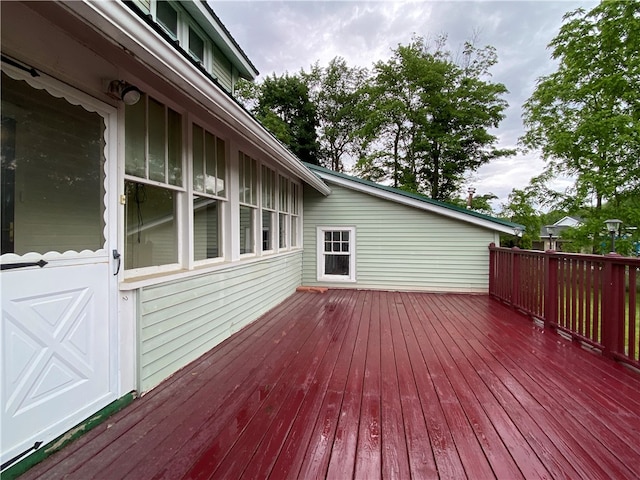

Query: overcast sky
(212, 0), (598, 208)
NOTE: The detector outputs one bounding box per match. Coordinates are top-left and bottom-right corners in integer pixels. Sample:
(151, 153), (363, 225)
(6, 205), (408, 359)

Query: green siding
(303, 183), (496, 292)
(138, 253), (302, 391)
(212, 44), (233, 92)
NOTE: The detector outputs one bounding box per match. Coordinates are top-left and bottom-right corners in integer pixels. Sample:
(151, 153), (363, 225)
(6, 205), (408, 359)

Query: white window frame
(151, 1), (211, 70)
(191, 122), (227, 266)
(316, 226), (356, 283)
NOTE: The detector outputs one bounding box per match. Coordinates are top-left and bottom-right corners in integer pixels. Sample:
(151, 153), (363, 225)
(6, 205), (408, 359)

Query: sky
(212, 0), (598, 209)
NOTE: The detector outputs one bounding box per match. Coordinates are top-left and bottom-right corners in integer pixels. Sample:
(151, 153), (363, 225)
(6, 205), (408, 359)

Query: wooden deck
(20, 290), (640, 479)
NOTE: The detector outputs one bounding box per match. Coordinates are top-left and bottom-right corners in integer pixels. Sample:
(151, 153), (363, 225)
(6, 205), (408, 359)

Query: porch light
(108, 80), (142, 105)
(545, 225), (556, 251)
(604, 218), (622, 253)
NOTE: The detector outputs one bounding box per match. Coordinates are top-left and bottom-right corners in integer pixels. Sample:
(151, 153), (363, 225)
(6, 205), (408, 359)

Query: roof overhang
(58, 0), (330, 196)
(311, 167), (522, 235)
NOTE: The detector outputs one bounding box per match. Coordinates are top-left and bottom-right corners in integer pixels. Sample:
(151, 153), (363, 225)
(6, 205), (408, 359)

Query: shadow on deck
(20, 290), (640, 479)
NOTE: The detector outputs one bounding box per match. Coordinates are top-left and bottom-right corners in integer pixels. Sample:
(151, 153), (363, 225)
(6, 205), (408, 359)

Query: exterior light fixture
(108, 80), (142, 105)
(545, 225), (556, 251)
(513, 226), (524, 247)
(604, 218), (622, 253)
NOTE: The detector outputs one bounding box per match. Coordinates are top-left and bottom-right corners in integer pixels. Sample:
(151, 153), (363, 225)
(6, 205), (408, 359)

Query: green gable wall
(303, 183), (497, 292)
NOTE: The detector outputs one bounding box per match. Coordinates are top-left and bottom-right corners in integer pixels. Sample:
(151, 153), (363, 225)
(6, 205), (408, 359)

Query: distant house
(537, 216), (582, 251)
(0, 0), (521, 467)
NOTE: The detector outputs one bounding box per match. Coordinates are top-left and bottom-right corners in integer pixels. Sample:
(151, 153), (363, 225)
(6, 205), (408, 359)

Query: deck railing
(489, 244), (640, 370)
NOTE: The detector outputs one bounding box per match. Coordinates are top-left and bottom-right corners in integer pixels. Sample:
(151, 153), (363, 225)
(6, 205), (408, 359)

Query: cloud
(212, 0), (598, 207)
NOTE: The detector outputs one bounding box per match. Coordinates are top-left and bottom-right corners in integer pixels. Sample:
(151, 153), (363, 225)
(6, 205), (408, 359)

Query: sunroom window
(192, 124), (226, 262)
(278, 175), (289, 249)
(261, 165), (276, 252)
(124, 95), (183, 271)
(239, 152), (257, 255)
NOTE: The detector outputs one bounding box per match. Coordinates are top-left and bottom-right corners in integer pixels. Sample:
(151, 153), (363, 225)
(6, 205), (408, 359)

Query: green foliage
(303, 58), (369, 171)
(354, 35), (514, 201)
(499, 188), (543, 249)
(236, 74), (320, 164)
(521, 1), (640, 209)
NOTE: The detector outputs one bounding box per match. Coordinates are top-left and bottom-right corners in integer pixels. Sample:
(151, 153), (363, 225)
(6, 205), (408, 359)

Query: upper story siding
(129, 0), (257, 93)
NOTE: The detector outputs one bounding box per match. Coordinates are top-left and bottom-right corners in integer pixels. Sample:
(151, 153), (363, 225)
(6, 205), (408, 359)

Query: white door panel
(1, 263), (116, 464)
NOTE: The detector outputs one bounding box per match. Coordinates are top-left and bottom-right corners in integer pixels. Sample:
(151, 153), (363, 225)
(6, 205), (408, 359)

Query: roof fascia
(60, 1), (329, 195)
(313, 169), (518, 234)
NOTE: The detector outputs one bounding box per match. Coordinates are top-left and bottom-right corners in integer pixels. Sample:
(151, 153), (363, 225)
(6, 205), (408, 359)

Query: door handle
(0, 259), (47, 271)
(112, 249), (121, 276)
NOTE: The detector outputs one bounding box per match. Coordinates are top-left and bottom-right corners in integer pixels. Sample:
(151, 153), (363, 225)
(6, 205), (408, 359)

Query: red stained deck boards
(22, 290), (640, 480)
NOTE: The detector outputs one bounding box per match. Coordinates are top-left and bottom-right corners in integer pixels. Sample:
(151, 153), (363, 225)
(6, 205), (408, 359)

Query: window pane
(189, 27), (205, 62)
(216, 137), (225, 197)
(291, 217), (298, 247)
(333, 232), (340, 241)
(167, 108), (182, 186)
(342, 231), (349, 242)
(279, 213), (287, 249)
(239, 205), (254, 254)
(238, 153), (245, 203)
(148, 98), (165, 182)
(125, 97), (146, 177)
(324, 232), (331, 242)
(205, 131), (216, 194)
(1, 73), (106, 255)
(341, 242), (349, 252)
(262, 210), (272, 251)
(193, 196), (219, 260)
(325, 254), (350, 276)
(157, 1), (177, 37)
(125, 181), (177, 269)
(192, 124), (204, 192)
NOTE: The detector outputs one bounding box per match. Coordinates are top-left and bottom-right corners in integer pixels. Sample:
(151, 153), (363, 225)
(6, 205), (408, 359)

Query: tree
(521, 1), (640, 210)
(355, 35), (514, 201)
(303, 58), (369, 171)
(237, 74), (320, 165)
(499, 188), (544, 249)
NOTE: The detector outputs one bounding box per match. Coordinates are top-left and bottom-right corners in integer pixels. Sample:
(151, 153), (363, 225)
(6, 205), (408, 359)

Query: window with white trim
(317, 227), (356, 282)
(192, 124), (225, 262)
(124, 94), (183, 271)
(239, 152), (257, 255)
(152, 1), (209, 68)
(261, 165), (276, 252)
(291, 182), (300, 247)
(278, 175), (289, 249)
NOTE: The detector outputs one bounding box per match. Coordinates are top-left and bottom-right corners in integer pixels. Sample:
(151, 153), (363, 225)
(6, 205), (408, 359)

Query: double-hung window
(278, 175), (289, 249)
(192, 124), (225, 262)
(317, 227), (356, 282)
(239, 152), (257, 255)
(290, 183), (300, 247)
(124, 95), (183, 272)
(261, 165), (276, 252)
